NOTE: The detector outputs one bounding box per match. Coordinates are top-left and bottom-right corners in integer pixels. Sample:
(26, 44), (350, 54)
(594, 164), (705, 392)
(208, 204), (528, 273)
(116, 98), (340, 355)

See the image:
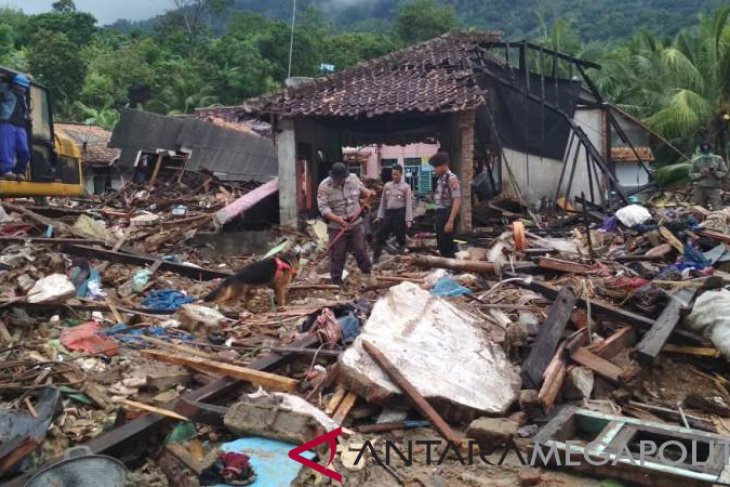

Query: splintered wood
(141, 350), (299, 392)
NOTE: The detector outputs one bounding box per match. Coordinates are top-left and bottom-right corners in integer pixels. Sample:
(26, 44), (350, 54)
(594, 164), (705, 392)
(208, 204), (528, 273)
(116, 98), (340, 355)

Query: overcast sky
(3, 0), (170, 24)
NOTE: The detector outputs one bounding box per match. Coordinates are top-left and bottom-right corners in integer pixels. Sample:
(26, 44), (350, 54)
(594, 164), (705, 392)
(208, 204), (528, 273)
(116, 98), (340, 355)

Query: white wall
(615, 162), (649, 189)
(502, 108), (608, 209)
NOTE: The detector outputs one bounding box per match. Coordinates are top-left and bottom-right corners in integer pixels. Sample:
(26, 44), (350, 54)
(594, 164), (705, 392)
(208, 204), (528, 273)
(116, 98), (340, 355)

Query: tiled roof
(611, 146), (655, 163)
(55, 123), (119, 165)
(238, 31), (501, 119)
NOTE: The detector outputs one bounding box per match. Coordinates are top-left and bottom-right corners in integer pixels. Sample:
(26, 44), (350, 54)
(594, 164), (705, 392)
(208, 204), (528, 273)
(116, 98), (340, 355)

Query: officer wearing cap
(0, 73), (31, 181)
(429, 151), (462, 257)
(317, 162), (376, 287)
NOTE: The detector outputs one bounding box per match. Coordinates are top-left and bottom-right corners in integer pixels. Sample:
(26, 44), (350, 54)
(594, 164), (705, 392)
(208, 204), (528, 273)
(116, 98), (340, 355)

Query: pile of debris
(2, 188), (730, 487)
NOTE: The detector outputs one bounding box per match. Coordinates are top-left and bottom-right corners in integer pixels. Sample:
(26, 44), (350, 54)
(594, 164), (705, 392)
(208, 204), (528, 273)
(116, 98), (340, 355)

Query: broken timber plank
(634, 289), (695, 364)
(325, 386), (347, 416)
(362, 340), (462, 445)
(61, 244), (231, 281)
(537, 258), (595, 274)
(5, 302), (174, 316)
(588, 327), (634, 359)
(537, 342), (567, 412)
(332, 392), (358, 425)
(120, 400), (191, 422)
(0, 202), (89, 240)
(141, 350), (299, 392)
(698, 229), (730, 244)
(662, 344), (722, 358)
(570, 347), (624, 383)
(0, 236), (105, 245)
(407, 255), (535, 274)
(507, 276), (705, 344)
(521, 286), (577, 389)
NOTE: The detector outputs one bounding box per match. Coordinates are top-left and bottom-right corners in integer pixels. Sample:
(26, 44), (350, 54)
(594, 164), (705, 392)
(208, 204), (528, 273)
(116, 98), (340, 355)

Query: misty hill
(111, 0), (724, 41)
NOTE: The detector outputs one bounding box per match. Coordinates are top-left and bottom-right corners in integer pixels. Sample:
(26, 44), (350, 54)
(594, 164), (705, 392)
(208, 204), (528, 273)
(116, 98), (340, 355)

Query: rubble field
(1, 178), (730, 487)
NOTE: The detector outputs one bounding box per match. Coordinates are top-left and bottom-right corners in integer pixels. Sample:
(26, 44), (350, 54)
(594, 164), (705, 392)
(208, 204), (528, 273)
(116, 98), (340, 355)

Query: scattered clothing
(142, 289), (194, 311)
(200, 452), (256, 486)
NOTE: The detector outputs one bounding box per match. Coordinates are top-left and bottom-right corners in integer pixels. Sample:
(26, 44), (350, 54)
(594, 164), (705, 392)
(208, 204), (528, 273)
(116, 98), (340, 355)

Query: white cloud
(1, 0), (170, 24)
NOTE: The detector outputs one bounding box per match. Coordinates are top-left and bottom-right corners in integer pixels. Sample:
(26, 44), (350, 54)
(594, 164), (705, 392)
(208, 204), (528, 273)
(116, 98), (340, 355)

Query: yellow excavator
(0, 66), (84, 197)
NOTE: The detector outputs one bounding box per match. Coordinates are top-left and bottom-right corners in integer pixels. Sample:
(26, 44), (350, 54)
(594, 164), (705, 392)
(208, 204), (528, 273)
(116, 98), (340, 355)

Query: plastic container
(25, 446), (127, 487)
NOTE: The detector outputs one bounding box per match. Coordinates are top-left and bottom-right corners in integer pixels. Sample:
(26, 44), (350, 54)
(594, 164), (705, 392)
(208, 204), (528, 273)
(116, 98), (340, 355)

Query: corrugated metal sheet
(110, 109), (277, 182)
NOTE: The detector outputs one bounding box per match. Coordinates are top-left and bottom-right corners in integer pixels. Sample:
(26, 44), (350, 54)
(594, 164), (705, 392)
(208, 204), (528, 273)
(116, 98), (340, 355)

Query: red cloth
(219, 452), (252, 478)
(60, 321), (119, 356)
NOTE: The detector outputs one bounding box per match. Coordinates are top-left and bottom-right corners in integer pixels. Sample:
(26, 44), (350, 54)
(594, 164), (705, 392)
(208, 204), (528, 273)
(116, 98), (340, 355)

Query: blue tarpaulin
(212, 437), (315, 487)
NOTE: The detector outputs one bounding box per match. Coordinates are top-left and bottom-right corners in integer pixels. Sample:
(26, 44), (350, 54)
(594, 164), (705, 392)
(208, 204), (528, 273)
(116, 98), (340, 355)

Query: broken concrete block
(466, 418), (519, 446)
(224, 389), (340, 446)
(518, 470), (542, 487)
(27, 274), (75, 303)
(177, 304), (228, 332)
(146, 367), (191, 392)
(153, 390), (180, 406)
(565, 367), (594, 400)
(340, 282), (521, 422)
(130, 213), (161, 227)
(519, 389), (541, 419)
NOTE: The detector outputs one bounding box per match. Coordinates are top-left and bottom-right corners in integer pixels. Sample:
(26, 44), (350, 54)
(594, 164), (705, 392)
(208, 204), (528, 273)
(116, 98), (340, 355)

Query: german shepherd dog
(204, 254), (300, 308)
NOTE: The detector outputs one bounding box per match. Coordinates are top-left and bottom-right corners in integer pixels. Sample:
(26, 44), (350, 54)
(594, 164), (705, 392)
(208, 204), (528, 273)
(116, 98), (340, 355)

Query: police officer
(373, 164), (413, 262)
(429, 151), (462, 258)
(690, 140), (728, 210)
(317, 162), (376, 287)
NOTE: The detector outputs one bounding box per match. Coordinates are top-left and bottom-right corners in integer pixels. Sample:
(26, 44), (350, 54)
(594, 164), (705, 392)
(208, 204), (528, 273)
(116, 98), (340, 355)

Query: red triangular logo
(288, 427), (343, 483)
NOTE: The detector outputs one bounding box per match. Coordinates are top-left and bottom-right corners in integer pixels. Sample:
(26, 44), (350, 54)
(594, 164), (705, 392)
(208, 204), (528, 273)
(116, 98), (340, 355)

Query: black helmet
(330, 162), (348, 181)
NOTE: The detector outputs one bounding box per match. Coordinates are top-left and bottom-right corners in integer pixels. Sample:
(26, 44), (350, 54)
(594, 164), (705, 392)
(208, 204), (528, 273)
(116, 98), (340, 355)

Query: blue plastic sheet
(431, 276), (472, 297)
(142, 289), (194, 311)
(212, 437), (315, 487)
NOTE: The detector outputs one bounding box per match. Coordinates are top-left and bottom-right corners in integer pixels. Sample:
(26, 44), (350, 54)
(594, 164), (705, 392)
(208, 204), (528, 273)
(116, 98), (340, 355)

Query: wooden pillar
(277, 118), (298, 227)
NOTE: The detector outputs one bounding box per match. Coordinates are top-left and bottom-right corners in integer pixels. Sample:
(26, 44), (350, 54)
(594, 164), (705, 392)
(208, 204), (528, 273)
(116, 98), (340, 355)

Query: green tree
(26, 2), (96, 47)
(27, 29), (87, 114)
(394, 0), (459, 45)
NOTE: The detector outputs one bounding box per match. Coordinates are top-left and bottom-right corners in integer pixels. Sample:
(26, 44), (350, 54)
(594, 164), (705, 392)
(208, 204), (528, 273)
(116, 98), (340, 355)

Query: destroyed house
(55, 122), (121, 194)
(110, 109), (278, 184)
(213, 31), (656, 229)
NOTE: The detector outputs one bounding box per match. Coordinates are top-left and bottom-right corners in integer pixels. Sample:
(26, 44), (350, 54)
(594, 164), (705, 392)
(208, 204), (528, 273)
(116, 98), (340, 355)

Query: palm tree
(162, 76), (219, 115)
(594, 7), (730, 159)
(72, 101), (120, 131)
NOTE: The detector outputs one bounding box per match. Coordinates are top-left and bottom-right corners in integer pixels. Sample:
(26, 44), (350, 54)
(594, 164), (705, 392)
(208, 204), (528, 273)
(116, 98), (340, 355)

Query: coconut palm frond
(645, 89), (712, 139)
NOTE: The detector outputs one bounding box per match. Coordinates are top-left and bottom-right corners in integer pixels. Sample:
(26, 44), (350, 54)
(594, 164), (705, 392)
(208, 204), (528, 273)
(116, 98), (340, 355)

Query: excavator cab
(0, 66), (84, 197)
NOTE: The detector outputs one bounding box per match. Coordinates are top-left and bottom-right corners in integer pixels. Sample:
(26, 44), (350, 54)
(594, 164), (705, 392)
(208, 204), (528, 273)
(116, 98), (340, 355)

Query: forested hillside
(3, 0), (730, 164)
(170, 0), (724, 40)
